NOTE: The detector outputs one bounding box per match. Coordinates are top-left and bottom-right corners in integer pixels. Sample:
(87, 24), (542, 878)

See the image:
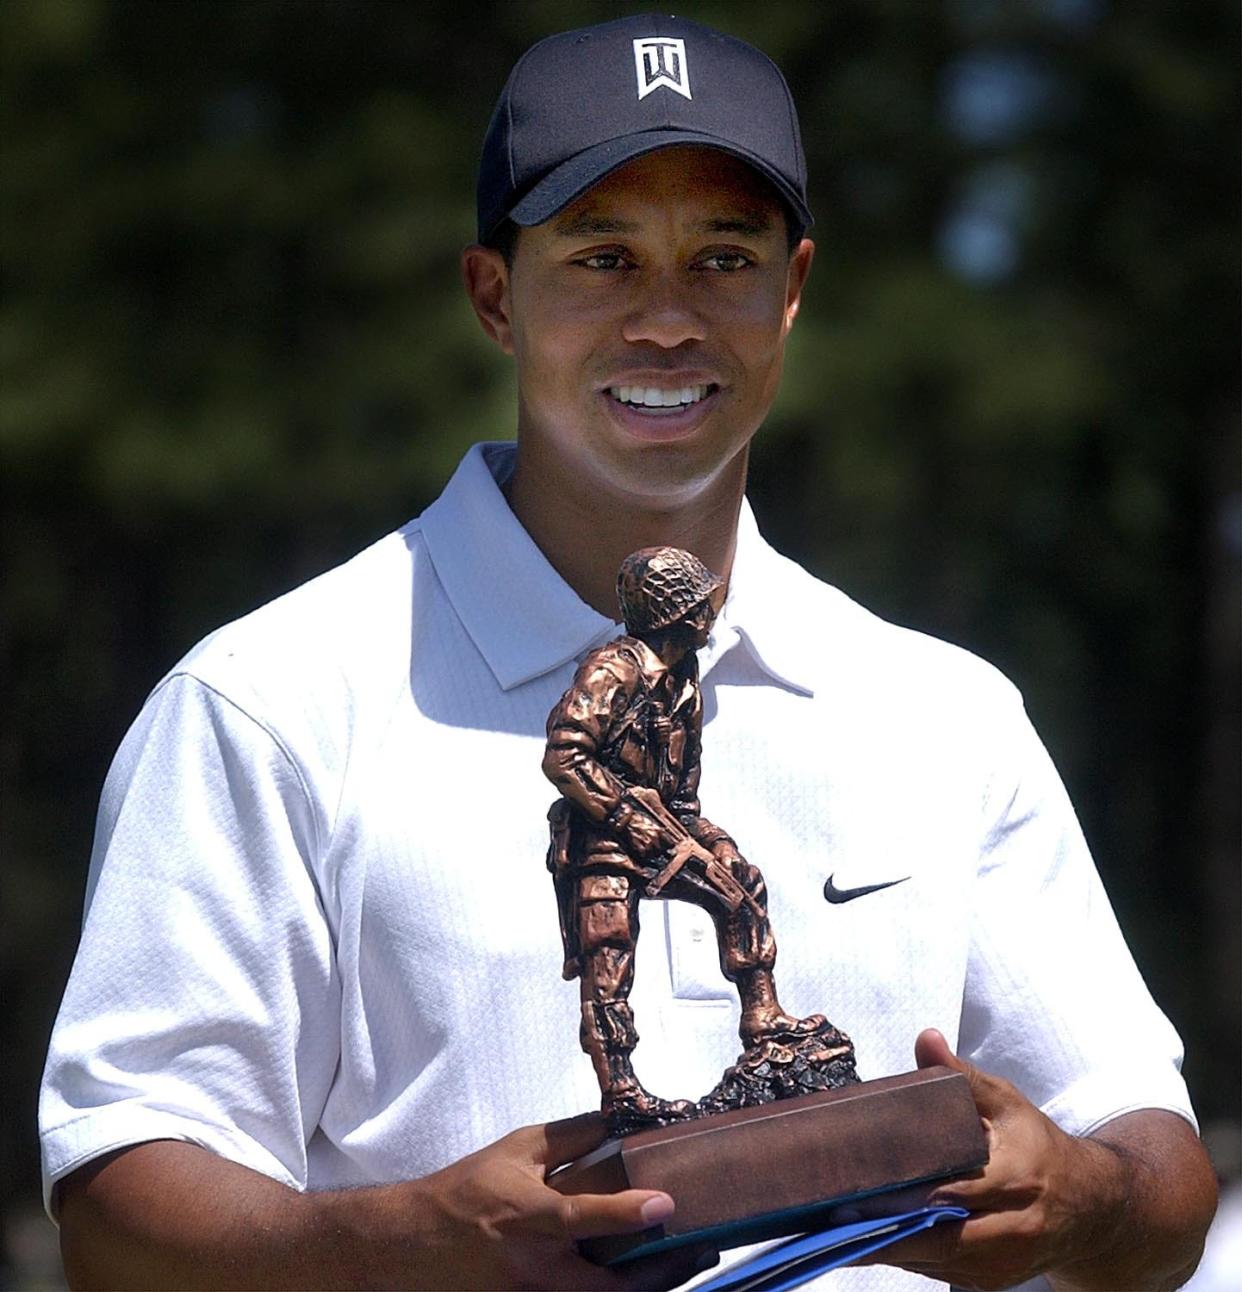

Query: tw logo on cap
(633, 37), (692, 100)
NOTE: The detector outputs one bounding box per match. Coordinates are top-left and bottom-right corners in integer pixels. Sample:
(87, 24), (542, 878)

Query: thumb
(915, 1028), (1010, 1120)
(915, 1027), (963, 1073)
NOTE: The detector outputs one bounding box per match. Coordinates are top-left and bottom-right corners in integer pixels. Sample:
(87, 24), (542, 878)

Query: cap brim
(507, 129), (812, 236)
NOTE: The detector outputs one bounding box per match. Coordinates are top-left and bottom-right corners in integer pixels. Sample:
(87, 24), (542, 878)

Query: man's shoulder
(763, 549), (1024, 715)
(580, 633), (649, 665)
(165, 520), (429, 723)
(574, 635), (659, 686)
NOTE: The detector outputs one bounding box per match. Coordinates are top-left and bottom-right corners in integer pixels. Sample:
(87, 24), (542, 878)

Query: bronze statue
(544, 547), (857, 1136)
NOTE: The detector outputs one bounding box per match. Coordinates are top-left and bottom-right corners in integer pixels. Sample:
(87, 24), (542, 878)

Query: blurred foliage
(2, 0), (1238, 1251)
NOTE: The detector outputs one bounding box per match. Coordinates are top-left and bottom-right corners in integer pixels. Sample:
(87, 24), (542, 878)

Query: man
(42, 14), (1214, 1291)
(543, 546), (845, 1134)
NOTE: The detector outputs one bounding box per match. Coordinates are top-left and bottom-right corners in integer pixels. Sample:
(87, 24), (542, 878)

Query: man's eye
(576, 252), (629, 271)
(699, 251), (752, 271)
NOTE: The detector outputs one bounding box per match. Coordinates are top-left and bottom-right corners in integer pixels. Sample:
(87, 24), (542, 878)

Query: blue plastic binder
(696, 1205), (970, 1292)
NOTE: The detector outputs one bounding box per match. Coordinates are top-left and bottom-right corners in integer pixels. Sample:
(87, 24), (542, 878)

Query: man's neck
(505, 442), (747, 620)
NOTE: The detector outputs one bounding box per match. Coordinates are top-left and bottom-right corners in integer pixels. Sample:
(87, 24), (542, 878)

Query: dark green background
(3, 0), (1238, 1278)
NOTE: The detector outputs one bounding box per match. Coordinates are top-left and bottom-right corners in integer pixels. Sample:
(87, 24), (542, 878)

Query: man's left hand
(853, 1029), (1215, 1290)
(710, 839), (756, 882)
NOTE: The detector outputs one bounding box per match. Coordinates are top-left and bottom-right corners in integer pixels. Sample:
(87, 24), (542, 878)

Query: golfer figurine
(544, 547), (857, 1136)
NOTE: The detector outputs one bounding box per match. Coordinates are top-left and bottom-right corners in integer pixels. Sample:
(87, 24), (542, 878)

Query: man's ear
(782, 237), (814, 333)
(461, 244), (514, 354)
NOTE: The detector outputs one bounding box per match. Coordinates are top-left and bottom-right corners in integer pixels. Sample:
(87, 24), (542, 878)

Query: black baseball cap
(476, 14), (811, 245)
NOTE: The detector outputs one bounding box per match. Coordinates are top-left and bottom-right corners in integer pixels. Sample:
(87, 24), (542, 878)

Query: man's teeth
(609, 384), (710, 408)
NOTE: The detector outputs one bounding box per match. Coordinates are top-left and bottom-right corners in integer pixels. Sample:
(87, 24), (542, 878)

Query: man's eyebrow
(551, 212), (777, 238)
(698, 213), (776, 237)
(553, 214), (640, 236)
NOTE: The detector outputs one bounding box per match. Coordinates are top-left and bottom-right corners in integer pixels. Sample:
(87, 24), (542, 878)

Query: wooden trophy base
(549, 1066), (987, 1265)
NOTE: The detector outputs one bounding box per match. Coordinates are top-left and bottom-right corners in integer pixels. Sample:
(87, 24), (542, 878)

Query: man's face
(467, 147), (813, 508)
(674, 598), (717, 650)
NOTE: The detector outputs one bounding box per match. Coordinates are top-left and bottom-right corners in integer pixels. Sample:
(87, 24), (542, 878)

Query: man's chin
(597, 438), (751, 508)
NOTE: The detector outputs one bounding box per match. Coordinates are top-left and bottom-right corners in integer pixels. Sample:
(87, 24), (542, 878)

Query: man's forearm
(1049, 1111), (1217, 1291)
(871, 1034), (1219, 1289)
(57, 1122), (704, 1291)
(57, 1141), (471, 1290)
(60, 1142), (350, 1290)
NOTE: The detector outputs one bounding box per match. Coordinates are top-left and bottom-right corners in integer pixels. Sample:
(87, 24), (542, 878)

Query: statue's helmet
(616, 547), (724, 634)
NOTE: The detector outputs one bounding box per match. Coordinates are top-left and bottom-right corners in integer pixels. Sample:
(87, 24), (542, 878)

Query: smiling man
(42, 14), (1214, 1292)
(468, 140), (810, 627)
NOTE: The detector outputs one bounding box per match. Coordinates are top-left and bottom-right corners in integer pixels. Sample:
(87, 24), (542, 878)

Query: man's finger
(850, 1212), (967, 1267)
(913, 1026), (958, 1072)
(915, 1028), (1015, 1120)
(852, 1208), (1046, 1282)
(529, 1111), (611, 1168)
(924, 1170), (1001, 1208)
(555, 1186), (676, 1241)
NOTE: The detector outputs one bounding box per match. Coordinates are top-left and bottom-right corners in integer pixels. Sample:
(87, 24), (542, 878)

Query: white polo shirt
(40, 442), (1194, 1290)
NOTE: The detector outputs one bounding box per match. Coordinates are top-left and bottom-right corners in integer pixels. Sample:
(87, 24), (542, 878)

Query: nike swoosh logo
(823, 873), (910, 904)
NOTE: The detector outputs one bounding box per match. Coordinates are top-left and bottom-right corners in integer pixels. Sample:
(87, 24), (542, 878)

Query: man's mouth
(607, 384), (715, 414)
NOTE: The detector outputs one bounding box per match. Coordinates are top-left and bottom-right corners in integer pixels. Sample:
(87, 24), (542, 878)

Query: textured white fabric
(40, 442), (1194, 1290)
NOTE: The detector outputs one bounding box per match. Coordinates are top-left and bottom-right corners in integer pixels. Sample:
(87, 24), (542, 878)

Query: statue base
(550, 1066), (987, 1266)
(605, 1018), (858, 1139)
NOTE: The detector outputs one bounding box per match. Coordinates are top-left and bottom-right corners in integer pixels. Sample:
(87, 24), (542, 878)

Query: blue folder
(696, 1206), (970, 1292)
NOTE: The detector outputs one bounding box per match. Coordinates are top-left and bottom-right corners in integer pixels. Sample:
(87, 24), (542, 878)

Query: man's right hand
(624, 809), (669, 857)
(57, 1114), (716, 1290)
(353, 1112), (715, 1290)
(619, 786), (677, 859)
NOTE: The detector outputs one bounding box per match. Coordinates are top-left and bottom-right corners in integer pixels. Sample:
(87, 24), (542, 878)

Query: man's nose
(621, 272), (707, 349)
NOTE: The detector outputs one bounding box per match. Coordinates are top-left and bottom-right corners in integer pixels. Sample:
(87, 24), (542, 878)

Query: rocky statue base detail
(605, 1020), (859, 1138)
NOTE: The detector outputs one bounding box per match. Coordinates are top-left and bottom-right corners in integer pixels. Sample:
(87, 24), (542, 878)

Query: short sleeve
(38, 672), (341, 1216)
(958, 701), (1195, 1137)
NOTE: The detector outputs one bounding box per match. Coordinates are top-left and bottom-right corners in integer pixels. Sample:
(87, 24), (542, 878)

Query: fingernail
(640, 1194), (675, 1226)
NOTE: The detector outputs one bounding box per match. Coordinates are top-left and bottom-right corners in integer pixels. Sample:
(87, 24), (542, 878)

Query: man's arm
(57, 1114), (713, 1291)
(543, 654), (669, 858)
(543, 656), (634, 825)
(857, 1030), (1216, 1290)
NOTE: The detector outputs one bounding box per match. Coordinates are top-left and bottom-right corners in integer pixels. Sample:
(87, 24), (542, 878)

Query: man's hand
(709, 839), (756, 883)
(624, 809), (669, 858)
(371, 1112), (714, 1290)
(616, 787), (675, 858)
(58, 1114), (717, 1290)
(851, 1030), (1215, 1290)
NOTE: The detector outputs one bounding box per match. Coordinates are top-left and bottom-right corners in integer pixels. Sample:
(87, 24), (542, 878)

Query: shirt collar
(419, 441), (817, 696)
(718, 503), (817, 697)
(419, 443), (616, 691)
